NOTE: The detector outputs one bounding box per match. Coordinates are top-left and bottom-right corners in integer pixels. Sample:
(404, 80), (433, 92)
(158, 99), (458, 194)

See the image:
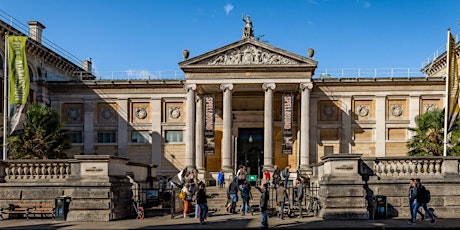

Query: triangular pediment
(179, 38), (317, 73)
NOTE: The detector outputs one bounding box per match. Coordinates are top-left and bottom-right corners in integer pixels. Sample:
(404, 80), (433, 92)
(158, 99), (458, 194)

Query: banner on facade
(8, 36), (29, 135)
(282, 94), (294, 155)
(204, 95), (215, 156)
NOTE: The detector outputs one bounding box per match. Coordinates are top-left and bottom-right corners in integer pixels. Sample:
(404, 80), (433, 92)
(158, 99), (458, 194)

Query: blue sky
(1, 0), (460, 76)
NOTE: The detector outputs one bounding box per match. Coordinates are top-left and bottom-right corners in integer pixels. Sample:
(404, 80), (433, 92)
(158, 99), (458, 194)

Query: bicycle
(305, 195), (321, 217)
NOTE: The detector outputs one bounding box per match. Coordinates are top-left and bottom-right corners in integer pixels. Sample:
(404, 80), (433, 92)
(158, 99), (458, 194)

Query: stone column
(220, 83), (233, 173)
(341, 97), (352, 153)
(299, 82), (313, 171)
(262, 83), (276, 170)
(185, 84), (197, 169)
(195, 95), (205, 178)
(117, 99), (128, 158)
(408, 95), (420, 139)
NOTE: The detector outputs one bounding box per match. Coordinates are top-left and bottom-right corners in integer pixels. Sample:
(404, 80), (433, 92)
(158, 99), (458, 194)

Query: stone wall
(0, 155), (154, 221)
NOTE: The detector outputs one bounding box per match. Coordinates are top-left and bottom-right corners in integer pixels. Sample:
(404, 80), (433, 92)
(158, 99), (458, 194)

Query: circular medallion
(391, 105), (403, 117)
(101, 107), (114, 120)
(170, 107), (181, 119)
(357, 105), (369, 117)
(136, 107), (147, 119)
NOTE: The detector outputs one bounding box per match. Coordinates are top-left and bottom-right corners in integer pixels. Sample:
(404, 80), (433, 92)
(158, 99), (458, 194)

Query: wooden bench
(1, 203), (55, 220)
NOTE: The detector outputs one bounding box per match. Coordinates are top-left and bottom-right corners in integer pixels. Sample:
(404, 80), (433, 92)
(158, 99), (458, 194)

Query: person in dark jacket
(255, 183), (269, 229)
(272, 165), (281, 188)
(196, 183), (208, 225)
(239, 180), (252, 215)
(409, 178), (436, 225)
(295, 178), (304, 218)
(227, 176), (239, 214)
(408, 178), (424, 221)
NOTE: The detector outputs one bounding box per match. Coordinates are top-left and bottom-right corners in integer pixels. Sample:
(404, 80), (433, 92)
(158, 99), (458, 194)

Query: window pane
(131, 131), (150, 143)
(97, 132), (116, 143)
(69, 131), (82, 143)
(165, 130), (183, 143)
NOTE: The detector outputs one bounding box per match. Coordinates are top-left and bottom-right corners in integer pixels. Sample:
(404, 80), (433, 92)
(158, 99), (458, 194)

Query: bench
(1, 202), (55, 220)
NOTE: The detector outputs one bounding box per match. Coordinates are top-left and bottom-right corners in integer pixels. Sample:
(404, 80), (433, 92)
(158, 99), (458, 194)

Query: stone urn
(182, 49), (190, 60)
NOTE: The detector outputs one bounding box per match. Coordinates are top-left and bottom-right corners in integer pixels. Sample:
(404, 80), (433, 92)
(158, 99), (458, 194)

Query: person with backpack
(408, 178), (425, 221)
(409, 178), (436, 225)
(282, 165), (291, 188)
(236, 165), (248, 186)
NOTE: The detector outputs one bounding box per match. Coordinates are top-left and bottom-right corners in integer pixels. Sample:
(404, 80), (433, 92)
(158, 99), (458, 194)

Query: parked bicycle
(305, 195), (321, 217)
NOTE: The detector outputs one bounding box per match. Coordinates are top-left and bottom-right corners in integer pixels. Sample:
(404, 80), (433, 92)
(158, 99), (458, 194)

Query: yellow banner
(447, 31), (460, 132)
(8, 36), (29, 105)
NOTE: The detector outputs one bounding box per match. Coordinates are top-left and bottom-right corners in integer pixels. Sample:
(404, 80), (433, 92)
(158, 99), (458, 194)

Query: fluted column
(220, 83), (234, 173)
(262, 83), (276, 170)
(185, 84), (197, 169)
(300, 82), (313, 170)
(195, 95), (205, 173)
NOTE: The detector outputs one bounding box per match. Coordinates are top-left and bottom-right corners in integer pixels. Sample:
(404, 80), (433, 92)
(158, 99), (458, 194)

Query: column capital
(220, 83), (234, 92)
(262, 82), (276, 91)
(300, 82), (313, 90)
(184, 83), (197, 91)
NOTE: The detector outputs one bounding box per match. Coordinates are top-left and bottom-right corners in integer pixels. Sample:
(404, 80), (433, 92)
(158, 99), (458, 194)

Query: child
(263, 170), (271, 187)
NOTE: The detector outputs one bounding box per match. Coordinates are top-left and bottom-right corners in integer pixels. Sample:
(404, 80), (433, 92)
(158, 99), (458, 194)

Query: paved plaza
(0, 209), (458, 229)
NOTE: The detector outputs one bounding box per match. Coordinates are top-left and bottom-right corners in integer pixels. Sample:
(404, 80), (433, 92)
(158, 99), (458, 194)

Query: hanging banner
(204, 95), (215, 156)
(282, 94), (294, 155)
(8, 36), (29, 135)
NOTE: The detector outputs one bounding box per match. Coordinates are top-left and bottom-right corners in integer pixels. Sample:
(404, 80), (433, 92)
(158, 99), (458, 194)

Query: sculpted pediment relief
(198, 44), (299, 66)
(179, 39), (317, 69)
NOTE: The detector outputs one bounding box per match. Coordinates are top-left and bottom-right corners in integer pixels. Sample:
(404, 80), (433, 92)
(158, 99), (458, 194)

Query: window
(131, 131), (150, 143)
(69, 131), (83, 143)
(97, 131), (116, 143)
(165, 130), (183, 143)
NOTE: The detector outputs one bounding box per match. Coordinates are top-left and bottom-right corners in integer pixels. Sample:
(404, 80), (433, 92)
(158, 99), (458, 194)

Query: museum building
(0, 17), (449, 181)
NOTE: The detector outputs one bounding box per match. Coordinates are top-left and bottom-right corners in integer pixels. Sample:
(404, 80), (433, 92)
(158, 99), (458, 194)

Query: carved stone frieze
(199, 44), (299, 65)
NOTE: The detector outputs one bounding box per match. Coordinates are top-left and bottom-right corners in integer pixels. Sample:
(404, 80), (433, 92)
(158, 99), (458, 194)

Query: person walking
(239, 180), (252, 216)
(282, 165), (291, 188)
(408, 178), (424, 221)
(272, 165), (281, 188)
(236, 165), (248, 186)
(228, 176), (239, 214)
(295, 178), (305, 218)
(181, 183), (192, 218)
(196, 183), (209, 225)
(409, 178), (436, 225)
(217, 169), (225, 189)
(255, 183), (269, 229)
(276, 181), (288, 219)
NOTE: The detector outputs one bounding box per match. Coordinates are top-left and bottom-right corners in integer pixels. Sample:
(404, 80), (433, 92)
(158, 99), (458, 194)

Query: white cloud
(224, 3), (234, 15)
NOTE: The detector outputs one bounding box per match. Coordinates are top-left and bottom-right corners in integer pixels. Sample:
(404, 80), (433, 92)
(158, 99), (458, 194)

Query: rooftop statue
(242, 14), (254, 39)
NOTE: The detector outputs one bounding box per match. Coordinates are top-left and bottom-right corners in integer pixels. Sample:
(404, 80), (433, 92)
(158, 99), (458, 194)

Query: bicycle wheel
(305, 199), (312, 215)
(313, 200), (321, 217)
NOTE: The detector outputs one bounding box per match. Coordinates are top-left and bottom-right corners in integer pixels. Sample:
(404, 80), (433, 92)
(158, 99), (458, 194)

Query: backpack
(178, 190), (186, 200)
(417, 185), (431, 203)
(281, 169), (287, 178)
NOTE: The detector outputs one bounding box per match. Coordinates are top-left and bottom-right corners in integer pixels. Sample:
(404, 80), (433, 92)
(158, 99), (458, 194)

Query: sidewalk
(0, 210), (458, 229)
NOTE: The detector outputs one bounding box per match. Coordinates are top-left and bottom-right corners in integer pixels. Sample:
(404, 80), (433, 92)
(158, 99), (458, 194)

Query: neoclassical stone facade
(0, 18), (449, 182)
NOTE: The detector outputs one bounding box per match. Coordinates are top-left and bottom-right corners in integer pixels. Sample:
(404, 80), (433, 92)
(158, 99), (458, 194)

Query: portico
(179, 38), (317, 176)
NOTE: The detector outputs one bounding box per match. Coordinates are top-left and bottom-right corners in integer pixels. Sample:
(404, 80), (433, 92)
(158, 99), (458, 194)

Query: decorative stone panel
(318, 100), (339, 121)
(421, 98), (442, 113)
(130, 102), (150, 123)
(353, 100), (374, 121)
(62, 103), (83, 124)
(387, 99), (408, 120)
(165, 102), (184, 122)
(98, 103), (117, 123)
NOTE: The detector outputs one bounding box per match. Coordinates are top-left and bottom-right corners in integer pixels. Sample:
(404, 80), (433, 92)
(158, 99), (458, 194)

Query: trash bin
(371, 195), (387, 219)
(248, 175), (257, 186)
(55, 196), (71, 221)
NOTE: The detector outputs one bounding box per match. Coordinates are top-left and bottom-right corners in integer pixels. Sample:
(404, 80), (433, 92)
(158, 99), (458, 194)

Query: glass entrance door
(237, 128), (264, 180)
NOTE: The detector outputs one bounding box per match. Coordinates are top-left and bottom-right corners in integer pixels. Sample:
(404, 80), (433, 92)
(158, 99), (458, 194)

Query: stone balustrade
(371, 157), (444, 177)
(2, 160), (72, 181)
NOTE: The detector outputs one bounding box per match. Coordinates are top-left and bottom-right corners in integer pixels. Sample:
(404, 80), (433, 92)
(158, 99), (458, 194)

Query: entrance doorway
(237, 128), (264, 180)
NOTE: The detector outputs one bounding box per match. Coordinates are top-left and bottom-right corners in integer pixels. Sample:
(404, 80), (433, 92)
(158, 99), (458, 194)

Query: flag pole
(3, 33), (8, 160)
(444, 28), (453, 157)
